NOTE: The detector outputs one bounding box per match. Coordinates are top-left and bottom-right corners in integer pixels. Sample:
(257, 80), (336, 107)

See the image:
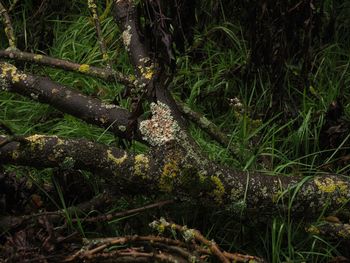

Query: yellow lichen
(12, 150), (19, 160)
(143, 66), (154, 80)
(26, 134), (48, 151)
(107, 150), (127, 166)
(159, 161), (179, 192)
(33, 54), (43, 60)
(138, 65), (154, 80)
(0, 63), (27, 83)
(210, 176), (225, 204)
(78, 64), (90, 73)
(314, 177), (348, 193)
(306, 225), (320, 235)
(134, 154), (149, 178)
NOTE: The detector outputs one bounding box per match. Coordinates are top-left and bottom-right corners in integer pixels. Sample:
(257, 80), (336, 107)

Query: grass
(1, 1), (350, 262)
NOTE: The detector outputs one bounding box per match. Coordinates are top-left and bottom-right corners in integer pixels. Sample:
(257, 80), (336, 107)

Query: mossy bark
(1, 134), (349, 219)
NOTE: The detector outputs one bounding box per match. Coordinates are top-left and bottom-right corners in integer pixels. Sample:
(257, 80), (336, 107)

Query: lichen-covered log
(1, 134), (350, 219)
(0, 62), (134, 138)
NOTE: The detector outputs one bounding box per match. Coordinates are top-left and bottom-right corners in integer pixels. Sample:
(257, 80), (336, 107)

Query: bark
(1, 134), (349, 220)
(0, 62), (134, 139)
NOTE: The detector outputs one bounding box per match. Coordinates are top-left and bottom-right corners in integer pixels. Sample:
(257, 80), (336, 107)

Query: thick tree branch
(1, 134), (350, 219)
(0, 62), (137, 139)
(0, 50), (134, 87)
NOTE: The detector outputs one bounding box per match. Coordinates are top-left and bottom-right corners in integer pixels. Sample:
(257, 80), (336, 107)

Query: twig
(150, 218), (229, 263)
(0, 50), (134, 87)
(65, 235), (198, 262)
(176, 100), (239, 157)
(87, 0), (112, 68)
(8, 0), (20, 13)
(0, 192), (113, 231)
(150, 218), (267, 263)
(0, 1), (16, 49)
(76, 199), (173, 223)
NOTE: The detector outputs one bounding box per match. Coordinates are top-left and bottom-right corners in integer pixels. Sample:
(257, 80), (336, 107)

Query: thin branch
(87, 0), (112, 68)
(150, 219), (229, 263)
(78, 199), (173, 223)
(8, 0), (20, 13)
(0, 1), (16, 49)
(176, 100), (239, 157)
(150, 218), (267, 263)
(0, 50), (134, 87)
(65, 235), (198, 262)
(0, 192), (113, 231)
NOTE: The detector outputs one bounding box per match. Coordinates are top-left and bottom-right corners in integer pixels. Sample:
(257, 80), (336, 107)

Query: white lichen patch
(0, 76), (8, 90)
(139, 101), (180, 146)
(122, 25), (132, 51)
(30, 93), (39, 100)
(0, 62), (27, 83)
(101, 103), (118, 109)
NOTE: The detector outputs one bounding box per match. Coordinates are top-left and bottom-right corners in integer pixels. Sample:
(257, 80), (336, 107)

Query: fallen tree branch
(0, 62), (137, 139)
(1, 134), (350, 219)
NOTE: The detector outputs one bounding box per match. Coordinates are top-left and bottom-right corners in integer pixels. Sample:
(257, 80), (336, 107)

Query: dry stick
(150, 219), (229, 263)
(76, 199), (173, 223)
(87, 0), (112, 69)
(0, 192), (113, 231)
(85, 249), (186, 263)
(154, 219), (266, 263)
(0, 1), (16, 49)
(66, 235), (197, 262)
(0, 50), (134, 87)
(176, 100), (239, 158)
